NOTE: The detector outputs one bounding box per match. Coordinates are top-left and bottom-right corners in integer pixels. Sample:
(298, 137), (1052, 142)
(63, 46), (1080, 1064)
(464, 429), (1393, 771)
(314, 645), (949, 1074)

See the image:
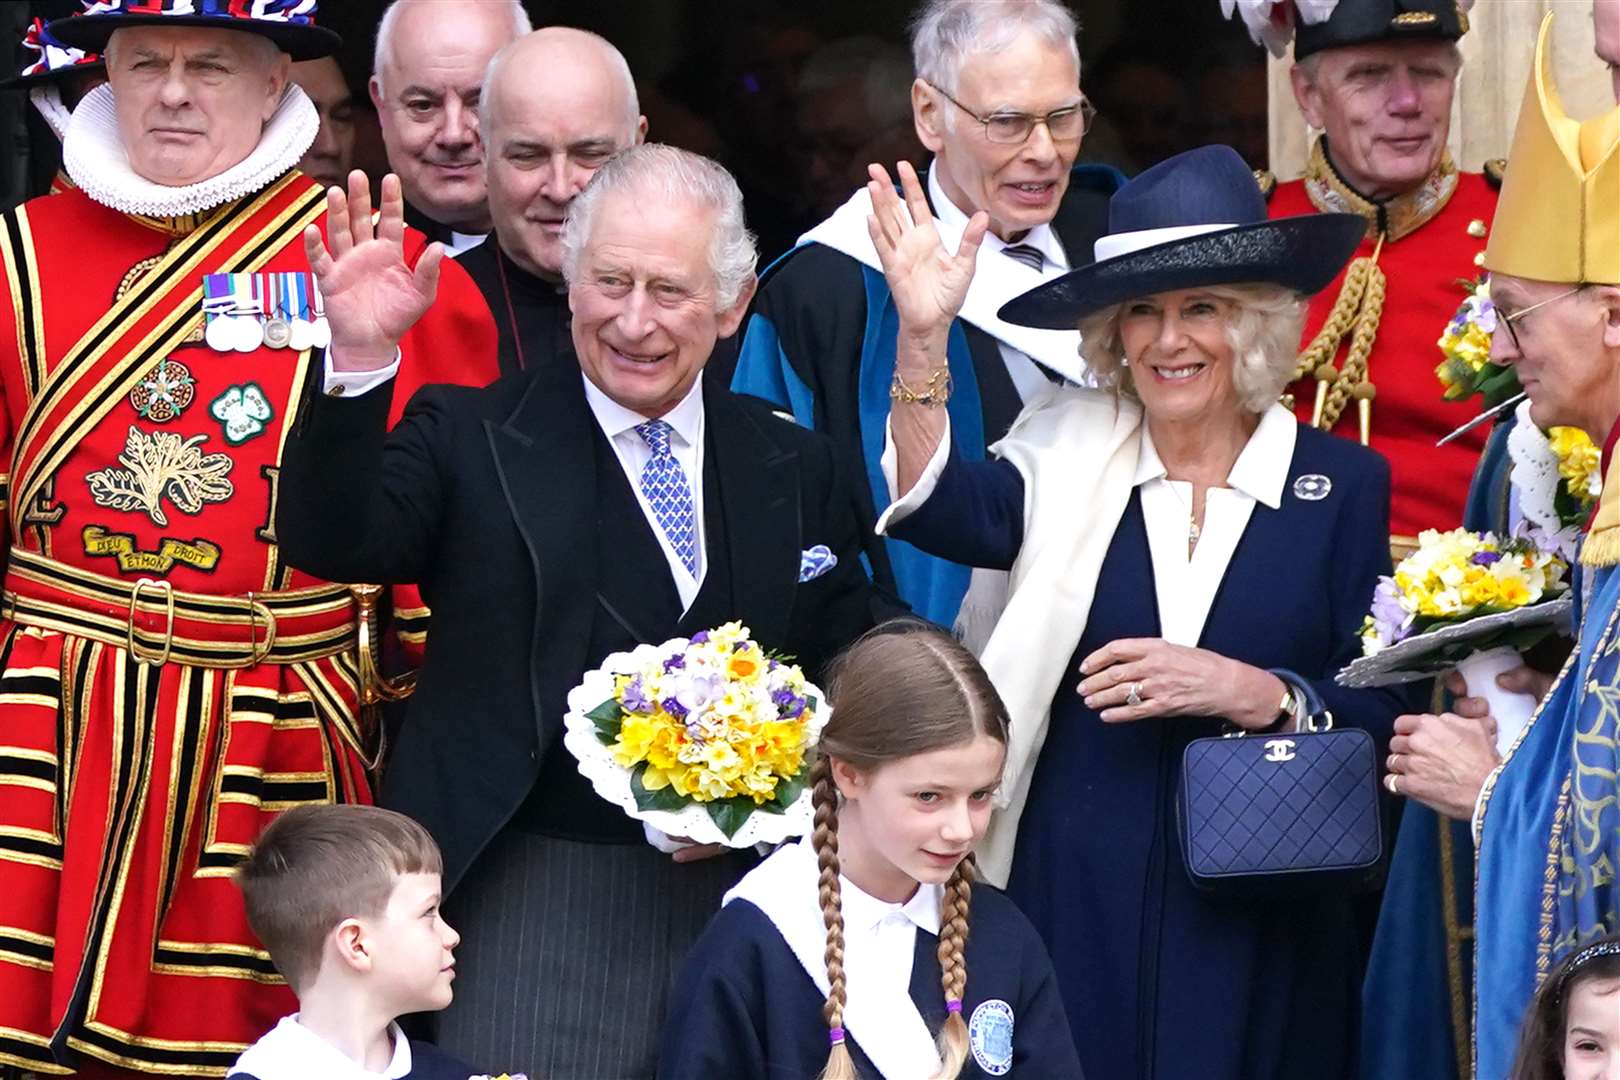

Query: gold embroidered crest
(86, 426), (235, 527)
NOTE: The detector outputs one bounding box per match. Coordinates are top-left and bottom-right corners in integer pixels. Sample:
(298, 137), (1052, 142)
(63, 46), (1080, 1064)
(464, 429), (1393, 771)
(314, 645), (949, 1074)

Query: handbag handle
(1268, 667), (1334, 733)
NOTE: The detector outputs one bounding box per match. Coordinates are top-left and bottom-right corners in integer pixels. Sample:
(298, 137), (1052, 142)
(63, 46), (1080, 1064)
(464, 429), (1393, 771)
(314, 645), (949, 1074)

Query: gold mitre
(1484, 12), (1620, 286)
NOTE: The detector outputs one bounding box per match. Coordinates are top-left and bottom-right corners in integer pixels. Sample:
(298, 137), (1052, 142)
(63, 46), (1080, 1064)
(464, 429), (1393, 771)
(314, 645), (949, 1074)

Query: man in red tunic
(1259, 0), (1499, 544)
(0, 2), (496, 1075)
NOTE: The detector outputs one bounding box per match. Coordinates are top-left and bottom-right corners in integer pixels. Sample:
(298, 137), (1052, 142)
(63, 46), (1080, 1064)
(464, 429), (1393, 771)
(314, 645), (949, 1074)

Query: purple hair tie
(946, 999), (963, 1014)
(828, 1027), (847, 1046)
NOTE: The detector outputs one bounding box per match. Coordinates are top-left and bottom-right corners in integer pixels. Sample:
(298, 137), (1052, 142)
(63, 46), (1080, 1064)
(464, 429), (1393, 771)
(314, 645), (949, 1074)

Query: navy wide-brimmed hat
(999, 145), (1365, 330)
(50, 0), (340, 62)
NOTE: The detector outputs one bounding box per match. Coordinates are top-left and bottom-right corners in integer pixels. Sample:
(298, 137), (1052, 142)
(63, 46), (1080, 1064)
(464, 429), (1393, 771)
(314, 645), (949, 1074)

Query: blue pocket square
(798, 545), (837, 583)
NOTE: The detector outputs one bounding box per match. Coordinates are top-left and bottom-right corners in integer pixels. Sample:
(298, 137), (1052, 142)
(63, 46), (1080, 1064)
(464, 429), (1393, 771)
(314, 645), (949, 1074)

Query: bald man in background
(459, 27), (647, 376)
(370, 0), (531, 253)
(291, 55), (356, 189)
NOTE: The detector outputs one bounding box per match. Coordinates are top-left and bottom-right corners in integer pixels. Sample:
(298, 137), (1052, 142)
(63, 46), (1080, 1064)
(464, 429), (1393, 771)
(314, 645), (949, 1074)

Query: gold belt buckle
(127, 578), (176, 666)
(245, 592), (277, 666)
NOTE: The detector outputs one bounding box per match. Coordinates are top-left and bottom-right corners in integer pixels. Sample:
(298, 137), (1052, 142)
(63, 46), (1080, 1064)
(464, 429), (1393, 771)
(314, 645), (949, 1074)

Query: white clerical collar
(927, 164), (1068, 271)
(582, 371), (705, 448)
(227, 1015), (411, 1080)
(1134, 402), (1295, 509)
(64, 81), (319, 217)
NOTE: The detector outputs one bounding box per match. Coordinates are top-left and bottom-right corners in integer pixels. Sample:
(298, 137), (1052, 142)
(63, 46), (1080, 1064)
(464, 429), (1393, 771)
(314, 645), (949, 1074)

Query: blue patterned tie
(634, 420), (699, 576)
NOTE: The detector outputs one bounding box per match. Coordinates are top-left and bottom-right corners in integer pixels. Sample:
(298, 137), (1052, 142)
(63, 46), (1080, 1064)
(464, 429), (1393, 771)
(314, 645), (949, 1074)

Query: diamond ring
(1126, 682), (1144, 707)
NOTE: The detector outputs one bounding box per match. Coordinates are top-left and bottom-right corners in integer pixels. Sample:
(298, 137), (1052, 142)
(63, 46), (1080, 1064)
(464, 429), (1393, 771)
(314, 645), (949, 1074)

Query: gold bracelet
(890, 366), (952, 407)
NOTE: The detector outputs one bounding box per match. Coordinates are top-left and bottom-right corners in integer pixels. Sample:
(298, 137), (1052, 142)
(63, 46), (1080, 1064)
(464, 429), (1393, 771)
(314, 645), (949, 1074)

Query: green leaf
(763, 768), (808, 814)
(586, 699), (623, 745)
(630, 764), (688, 812)
(705, 797), (756, 838)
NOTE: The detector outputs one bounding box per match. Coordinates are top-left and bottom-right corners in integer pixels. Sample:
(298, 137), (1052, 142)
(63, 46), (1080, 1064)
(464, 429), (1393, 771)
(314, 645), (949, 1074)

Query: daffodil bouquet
(1358, 528), (1567, 658)
(562, 622), (828, 846)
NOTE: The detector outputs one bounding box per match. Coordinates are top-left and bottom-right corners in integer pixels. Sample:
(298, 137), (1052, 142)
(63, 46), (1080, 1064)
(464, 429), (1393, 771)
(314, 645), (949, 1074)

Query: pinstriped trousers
(434, 828), (753, 1080)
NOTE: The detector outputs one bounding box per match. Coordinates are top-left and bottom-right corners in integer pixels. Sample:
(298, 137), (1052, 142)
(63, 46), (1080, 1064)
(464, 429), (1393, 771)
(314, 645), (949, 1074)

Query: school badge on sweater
(969, 1000), (1015, 1076)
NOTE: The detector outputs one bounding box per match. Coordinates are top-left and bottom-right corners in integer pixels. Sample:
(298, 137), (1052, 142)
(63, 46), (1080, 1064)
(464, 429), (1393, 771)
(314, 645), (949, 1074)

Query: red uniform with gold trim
(1271, 144), (1500, 539)
(0, 171), (496, 1075)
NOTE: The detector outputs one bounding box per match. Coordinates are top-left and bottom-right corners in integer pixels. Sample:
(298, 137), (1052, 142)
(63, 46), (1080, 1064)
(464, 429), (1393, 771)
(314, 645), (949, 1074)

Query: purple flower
(662, 654), (686, 673)
(772, 688), (805, 719)
(1471, 550), (1502, 566)
(690, 631), (709, 644)
(621, 678), (650, 713)
(661, 696), (689, 720)
(676, 672), (726, 714)
(1368, 577), (1411, 646)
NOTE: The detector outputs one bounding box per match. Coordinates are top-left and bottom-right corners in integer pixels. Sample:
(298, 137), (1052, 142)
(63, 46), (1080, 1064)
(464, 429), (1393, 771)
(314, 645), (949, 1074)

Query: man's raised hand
(304, 171), (443, 371)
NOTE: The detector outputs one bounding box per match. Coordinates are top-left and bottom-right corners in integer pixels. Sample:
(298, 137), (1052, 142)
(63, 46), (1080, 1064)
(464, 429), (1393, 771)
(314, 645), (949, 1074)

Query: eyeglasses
(927, 82), (1096, 145)
(1496, 285), (1586, 354)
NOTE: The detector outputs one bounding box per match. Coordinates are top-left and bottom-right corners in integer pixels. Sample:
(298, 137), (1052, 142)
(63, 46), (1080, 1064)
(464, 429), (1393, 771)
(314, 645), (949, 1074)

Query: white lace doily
(63, 81), (318, 217)
(1507, 400), (1565, 535)
(561, 642), (830, 849)
(1335, 597), (1572, 688)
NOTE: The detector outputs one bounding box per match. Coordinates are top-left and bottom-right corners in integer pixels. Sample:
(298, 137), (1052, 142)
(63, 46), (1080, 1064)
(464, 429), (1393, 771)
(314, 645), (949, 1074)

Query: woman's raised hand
(865, 160), (988, 343)
(304, 170), (444, 371)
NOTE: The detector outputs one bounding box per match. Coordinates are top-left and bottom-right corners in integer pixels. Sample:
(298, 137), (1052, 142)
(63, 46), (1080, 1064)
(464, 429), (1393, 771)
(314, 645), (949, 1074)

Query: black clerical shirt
(458, 236), (574, 378)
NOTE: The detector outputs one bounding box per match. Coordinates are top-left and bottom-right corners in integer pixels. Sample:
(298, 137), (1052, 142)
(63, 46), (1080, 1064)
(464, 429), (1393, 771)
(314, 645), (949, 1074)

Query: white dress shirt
(1136, 404), (1295, 646)
(879, 402), (1298, 647)
(582, 372), (709, 611)
(227, 1015), (411, 1080)
(927, 168), (1070, 403)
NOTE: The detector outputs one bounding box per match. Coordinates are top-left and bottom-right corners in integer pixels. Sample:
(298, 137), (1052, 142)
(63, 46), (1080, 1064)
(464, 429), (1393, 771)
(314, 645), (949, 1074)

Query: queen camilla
(870, 145), (1409, 1079)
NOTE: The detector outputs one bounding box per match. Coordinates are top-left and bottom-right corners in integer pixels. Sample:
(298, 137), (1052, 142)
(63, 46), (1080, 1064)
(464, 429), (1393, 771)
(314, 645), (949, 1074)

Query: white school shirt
(927, 168), (1071, 403)
(227, 1014), (411, 1080)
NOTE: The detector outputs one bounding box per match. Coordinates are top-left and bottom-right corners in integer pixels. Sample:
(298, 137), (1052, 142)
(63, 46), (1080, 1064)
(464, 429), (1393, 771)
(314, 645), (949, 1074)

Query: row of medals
(204, 307), (332, 353)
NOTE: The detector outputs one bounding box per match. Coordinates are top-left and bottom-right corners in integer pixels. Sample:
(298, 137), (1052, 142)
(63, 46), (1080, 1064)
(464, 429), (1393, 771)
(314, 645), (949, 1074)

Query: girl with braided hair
(658, 619), (1082, 1079)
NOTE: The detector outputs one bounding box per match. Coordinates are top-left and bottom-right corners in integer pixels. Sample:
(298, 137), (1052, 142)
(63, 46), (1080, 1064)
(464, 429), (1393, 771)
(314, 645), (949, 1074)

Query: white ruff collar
(63, 82), (318, 217)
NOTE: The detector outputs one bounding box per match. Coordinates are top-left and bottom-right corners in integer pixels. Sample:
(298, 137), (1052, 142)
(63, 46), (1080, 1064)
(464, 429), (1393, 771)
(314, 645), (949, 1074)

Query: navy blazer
(660, 887), (1084, 1079)
(887, 417), (1407, 1080)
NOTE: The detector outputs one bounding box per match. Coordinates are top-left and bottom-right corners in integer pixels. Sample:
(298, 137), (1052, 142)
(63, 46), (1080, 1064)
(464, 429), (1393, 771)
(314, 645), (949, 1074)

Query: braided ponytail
(812, 754), (857, 1080)
(934, 855), (976, 1080)
(810, 619), (1012, 1080)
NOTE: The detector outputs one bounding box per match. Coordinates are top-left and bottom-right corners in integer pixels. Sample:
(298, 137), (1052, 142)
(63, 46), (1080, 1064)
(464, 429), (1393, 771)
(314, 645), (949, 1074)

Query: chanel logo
(1264, 739), (1297, 763)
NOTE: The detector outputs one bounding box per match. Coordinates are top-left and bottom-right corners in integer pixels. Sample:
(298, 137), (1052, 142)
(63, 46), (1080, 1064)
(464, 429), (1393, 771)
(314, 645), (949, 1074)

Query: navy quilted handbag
(1176, 673), (1385, 897)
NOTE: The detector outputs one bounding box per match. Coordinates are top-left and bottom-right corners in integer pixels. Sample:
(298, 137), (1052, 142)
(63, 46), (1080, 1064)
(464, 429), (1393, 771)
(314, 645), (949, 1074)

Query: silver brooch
(1293, 474), (1332, 501)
